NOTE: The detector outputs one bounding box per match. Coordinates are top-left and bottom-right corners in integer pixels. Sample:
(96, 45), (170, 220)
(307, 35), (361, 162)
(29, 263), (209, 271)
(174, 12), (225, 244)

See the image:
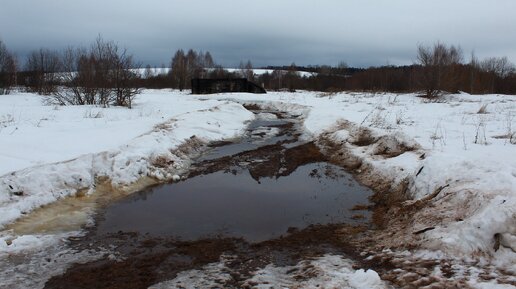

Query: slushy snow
(149, 254), (390, 289)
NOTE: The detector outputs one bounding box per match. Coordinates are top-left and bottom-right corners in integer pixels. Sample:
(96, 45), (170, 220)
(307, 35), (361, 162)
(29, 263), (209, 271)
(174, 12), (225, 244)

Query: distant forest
(1, 37), (516, 105)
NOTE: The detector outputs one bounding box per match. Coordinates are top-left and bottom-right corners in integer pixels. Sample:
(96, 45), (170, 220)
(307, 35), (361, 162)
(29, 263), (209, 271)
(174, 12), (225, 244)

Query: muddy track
(42, 106), (488, 289)
(43, 107), (374, 288)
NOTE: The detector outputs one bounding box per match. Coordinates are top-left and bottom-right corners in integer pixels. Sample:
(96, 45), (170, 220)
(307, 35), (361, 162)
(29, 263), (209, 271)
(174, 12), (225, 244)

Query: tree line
(146, 43), (516, 97)
(1, 38), (515, 103)
(251, 43), (516, 97)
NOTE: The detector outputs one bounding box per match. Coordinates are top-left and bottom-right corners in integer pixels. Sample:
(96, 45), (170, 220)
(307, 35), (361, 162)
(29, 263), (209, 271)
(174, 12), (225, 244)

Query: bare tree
(416, 42), (463, 98)
(170, 49), (187, 90)
(481, 56), (515, 78)
(208, 65), (228, 78)
(50, 46), (86, 105)
(285, 62), (297, 92)
(170, 48), (215, 90)
(204, 52), (215, 68)
(45, 36), (141, 108)
(239, 60), (254, 81)
(186, 49), (203, 85)
(26, 48), (61, 95)
(112, 48), (141, 108)
(144, 64), (153, 79)
(0, 39), (17, 95)
(477, 56), (515, 93)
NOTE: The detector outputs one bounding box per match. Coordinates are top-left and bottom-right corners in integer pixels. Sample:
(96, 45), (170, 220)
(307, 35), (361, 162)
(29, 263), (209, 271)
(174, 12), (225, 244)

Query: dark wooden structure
(191, 78), (266, 94)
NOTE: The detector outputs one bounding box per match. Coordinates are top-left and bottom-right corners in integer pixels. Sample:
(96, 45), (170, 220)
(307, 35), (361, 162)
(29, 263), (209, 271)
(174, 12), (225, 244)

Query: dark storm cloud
(1, 0), (515, 67)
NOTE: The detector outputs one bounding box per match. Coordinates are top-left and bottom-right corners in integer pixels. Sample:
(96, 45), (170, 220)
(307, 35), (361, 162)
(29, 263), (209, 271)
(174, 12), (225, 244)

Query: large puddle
(97, 162), (370, 242)
(94, 108), (373, 242)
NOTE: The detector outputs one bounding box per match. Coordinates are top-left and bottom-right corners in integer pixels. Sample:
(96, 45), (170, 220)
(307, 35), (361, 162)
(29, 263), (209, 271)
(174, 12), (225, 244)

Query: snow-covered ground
(0, 89), (254, 232)
(0, 90), (238, 175)
(0, 89), (515, 288)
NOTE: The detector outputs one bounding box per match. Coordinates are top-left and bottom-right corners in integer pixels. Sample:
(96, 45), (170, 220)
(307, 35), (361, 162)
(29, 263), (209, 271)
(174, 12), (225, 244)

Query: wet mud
(44, 106), (379, 289)
(45, 224), (369, 289)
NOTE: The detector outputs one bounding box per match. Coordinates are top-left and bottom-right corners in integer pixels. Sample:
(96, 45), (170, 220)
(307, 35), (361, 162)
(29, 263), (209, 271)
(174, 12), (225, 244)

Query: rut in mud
(44, 107), (375, 289)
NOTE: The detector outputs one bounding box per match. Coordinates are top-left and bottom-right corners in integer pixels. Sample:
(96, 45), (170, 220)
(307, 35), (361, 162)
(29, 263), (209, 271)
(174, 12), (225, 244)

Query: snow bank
(206, 91), (516, 260)
(313, 93), (516, 259)
(0, 89), (224, 175)
(0, 91), (254, 229)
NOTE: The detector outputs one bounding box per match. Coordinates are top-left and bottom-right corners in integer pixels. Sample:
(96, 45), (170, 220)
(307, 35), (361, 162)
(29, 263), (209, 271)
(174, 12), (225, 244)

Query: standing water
(95, 109), (373, 242)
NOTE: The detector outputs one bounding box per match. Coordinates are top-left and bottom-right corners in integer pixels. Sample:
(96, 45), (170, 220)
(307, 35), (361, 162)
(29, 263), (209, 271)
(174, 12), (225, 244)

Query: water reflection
(97, 162), (372, 242)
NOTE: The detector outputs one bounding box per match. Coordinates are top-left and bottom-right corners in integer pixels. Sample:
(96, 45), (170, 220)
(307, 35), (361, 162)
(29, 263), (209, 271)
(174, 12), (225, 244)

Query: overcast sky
(1, 0), (515, 68)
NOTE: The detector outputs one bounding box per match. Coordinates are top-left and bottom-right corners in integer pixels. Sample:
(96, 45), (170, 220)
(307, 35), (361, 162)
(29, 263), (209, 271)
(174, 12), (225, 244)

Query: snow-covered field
(131, 67), (315, 78)
(0, 89), (515, 288)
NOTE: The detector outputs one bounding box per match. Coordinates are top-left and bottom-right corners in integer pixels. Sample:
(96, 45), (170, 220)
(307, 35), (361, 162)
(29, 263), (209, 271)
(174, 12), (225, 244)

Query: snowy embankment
(305, 92), (516, 259)
(210, 91), (516, 261)
(0, 90), (254, 230)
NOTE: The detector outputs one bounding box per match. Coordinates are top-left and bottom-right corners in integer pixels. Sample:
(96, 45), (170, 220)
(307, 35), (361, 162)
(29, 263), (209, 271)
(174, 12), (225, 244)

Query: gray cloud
(1, 0), (515, 68)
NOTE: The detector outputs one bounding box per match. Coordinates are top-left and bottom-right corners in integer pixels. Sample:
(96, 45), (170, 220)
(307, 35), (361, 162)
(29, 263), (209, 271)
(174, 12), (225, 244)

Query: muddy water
(44, 108), (375, 289)
(97, 162), (369, 242)
(95, 110), (372, 242)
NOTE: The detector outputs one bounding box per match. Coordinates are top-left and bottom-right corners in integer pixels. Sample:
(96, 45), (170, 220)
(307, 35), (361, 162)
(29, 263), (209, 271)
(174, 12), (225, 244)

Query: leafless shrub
(46, 36), (141, 108)
(369, 109), (389, 128)
(416, 42), (463, 98)
(360, 104), (394, 130)
(154, 122), (174, 131)
(25, 48), (61, 95)
(480, 56), (515, 78)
